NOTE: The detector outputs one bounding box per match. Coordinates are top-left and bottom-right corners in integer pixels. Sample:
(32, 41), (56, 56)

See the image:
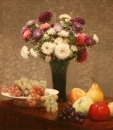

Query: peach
(69, 88), (86, 103)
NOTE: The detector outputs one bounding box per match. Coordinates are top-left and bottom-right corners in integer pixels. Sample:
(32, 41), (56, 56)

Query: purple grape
(62, 110), (67, 116)
(70, 107), (75, 112)
(62, 116), (67, 122)
(58, 113), (63, 120)
(74, 116), (80, 123)
(70, 111), (76, 117)
(68, 115), (72, 121)
(79, 118), (84, 124)
(77, 112), (86, 118)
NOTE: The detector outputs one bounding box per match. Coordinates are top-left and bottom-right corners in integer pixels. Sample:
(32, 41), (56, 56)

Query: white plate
(1, 88), (59, 99)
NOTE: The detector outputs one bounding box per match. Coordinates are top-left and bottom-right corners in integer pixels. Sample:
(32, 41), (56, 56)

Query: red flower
(38, 11), (52, 23)
(78, 49), (88, 63)
(76, 33), (87, 45)
(22, 29), (31, 40)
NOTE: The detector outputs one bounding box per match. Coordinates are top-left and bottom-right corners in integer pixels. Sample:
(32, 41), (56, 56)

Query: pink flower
(76, 33), (87, 45)
(22, 29), (31, 40)
(40, 23), (51, 30)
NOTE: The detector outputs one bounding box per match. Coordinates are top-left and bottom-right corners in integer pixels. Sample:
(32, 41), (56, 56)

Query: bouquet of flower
(21, 11), (99, 63)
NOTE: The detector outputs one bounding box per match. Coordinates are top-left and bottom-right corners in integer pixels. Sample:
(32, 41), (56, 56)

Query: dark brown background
(0, 0), (113, 99)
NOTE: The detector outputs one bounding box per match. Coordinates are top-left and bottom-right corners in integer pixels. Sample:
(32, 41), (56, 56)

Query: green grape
(51, 107), (56, 113)
(54, 102), (58, 107)
(46, 107), (51, 112)
(24, 90), (29, 96)
(50, 99), (55, 104)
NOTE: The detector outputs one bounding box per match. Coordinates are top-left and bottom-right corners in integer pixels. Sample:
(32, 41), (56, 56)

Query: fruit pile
(1, 77), (58, 113)
(57, 106), (86, 124)
(68, 80), (113, 122)
(1, 77), (47, 98)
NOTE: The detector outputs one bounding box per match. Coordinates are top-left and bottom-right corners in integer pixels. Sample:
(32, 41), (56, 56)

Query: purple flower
(21, 25), (28, 35)
(72, 22), (83, 32)
(71, 17), (85, 25)
(32, 29), (44, 40)
(26, 20), (35, 26)
(53, 23), (63, 32)
(85, 36), (95, 46)
(38, 11), (52, 23)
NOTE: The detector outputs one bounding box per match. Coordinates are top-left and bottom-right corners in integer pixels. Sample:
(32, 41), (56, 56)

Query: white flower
(47, 28), (56, 35)
(21, 46), (29, 59)
(93, 34), (99, 43)
(58, 30), (69, 37)
(59, 14), (71, 20)
(43, 34), (50, 40)
(41, 42), (54, 55)
(71, 45), (78, 52)
(63, 38), (70, 44)
(54, 37), (64, 44)
(45, 55), (51, 62)
(30, 48), (38, 57)
(55, 44), (70, 59)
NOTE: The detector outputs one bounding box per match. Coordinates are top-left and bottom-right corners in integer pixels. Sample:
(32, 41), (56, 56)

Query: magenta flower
(38, 11), (52, 23)
(22, 29), (31, 40)
(32, 29), (44, 40)
(71, 17), (85, 25)
(72, 22), (83, 32)
(85, 36), (95, 46)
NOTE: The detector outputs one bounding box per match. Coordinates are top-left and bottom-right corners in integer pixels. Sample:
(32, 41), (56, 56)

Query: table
(0, 97), (113, 130)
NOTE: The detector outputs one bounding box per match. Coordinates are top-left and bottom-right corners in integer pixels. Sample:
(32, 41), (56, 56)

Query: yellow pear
(86, 83), (104, 102)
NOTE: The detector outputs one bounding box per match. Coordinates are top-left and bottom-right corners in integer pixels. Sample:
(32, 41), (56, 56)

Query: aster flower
(77, 49), (88, 63)
(32, 29), (44, 40)
(93, 34), (99, 43)
(54, 37), (64, 44)
(53, 23), (63, 32)
(21, 46), (29, 59)
(21, 11), (98, 64)
(76, 33), (87, 45)
(30, 48), (38, 57)
(41, 42), (54, 55)
(40, 23), (51, 30)
(47, 28), (56, 35)
(85, 36), (95, 46)
(26, 20), (35, 26)
(54, 44), (70, 60)
(59, 14), (71, 21)
(38, 11), (52, 23)
(71, 17), (85, 25)
(72, 22), (83, 32)
(71, 45), (78, 52)
(22, 29), (31, 40)
(58, 30), (69, 37)
(42, 34), (50, 41)
(21, 25), (28, 35)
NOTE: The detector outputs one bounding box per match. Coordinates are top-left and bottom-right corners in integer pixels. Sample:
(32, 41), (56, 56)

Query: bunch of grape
(26, 86), (45, 107)
(14, 77), (47, 96)
(41, 94), (58, 113)
(57, 106), (86, 124)
(1, 85), (23, 97)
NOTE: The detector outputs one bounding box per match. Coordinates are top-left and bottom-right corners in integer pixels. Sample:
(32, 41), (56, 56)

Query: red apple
(88, 101), (110, 121)
(69, 88), (86, 103)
